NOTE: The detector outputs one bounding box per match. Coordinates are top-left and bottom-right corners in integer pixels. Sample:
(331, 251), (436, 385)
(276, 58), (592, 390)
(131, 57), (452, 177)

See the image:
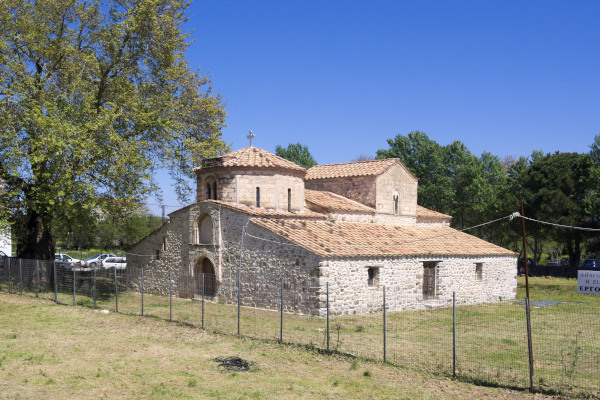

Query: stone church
(128, 145), (517, 315)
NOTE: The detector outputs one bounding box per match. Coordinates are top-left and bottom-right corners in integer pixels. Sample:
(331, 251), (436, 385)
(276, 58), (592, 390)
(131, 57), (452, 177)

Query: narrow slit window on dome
(287, 188), (292, 212)
(256, 187), (260, 208)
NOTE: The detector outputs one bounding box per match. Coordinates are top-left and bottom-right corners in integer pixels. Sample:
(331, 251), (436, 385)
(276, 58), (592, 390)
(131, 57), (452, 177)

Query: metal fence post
(280, 278), (284, 344)
(72, 262), (76, 306)
(114, 267), (118, 313)
(53, 260), (57, 302)
(169, 270), (172, 322)
(383, 285), (386, 362)
(525, 297), (534, 392)
(453, 291), (456, 378)
(19, 259), (23, 295)
(36, 260), (40, 298)
(237, 225), (245, 337)
(7, 258), (11, 293)
(326, 282), (330, 352)
(141, 267), (144, 316)
(93, 266), (97, 309)
(201, 273), (205, 330)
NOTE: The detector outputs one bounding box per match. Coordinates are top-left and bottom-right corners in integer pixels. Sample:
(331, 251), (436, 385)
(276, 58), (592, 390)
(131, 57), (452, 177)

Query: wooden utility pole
(520, 201), (531, 299)
(520, 201), (534, 391)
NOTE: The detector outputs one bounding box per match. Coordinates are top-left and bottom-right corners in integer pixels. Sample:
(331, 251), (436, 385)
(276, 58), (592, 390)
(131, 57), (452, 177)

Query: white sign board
(577, 270), (600, 294)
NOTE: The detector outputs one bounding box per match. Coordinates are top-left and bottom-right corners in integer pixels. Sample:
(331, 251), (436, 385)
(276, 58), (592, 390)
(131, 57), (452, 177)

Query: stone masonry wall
(217, 210), (322, 314)
(318, 255), (517, 315)
(305, 176), (377, 209)
(327, 212), (416, 226)
(373, 214), (417, 226)
(416, 218), (450, 227)
(127, 215), (186, 297)
(182, 204), (222, 298)
(197, 169), (305, 212)
(129, 202), (516, 317)
(376, 164), (418, 216)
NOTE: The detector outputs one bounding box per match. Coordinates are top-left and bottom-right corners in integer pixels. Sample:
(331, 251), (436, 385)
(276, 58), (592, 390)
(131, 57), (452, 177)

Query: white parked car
(102, 257), (127, 270)
(54, 254), (80, 269)
(81, 253), (117, 268)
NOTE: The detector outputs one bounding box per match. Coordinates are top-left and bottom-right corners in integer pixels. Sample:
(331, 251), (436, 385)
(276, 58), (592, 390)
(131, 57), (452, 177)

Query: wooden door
(423, 265), (436, 300)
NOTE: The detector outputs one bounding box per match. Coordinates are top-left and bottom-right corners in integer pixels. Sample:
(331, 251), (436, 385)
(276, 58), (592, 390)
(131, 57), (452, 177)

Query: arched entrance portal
(195, 258), (216, 297)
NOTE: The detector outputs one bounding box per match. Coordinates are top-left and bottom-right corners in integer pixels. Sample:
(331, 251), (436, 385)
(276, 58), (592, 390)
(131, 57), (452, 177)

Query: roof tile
(305, 158), (416, 180)
(250, 219), (514, 258)
(196, 147), (306, 173)
(416, 205), (452, 220)
(305, 189), (376, 213)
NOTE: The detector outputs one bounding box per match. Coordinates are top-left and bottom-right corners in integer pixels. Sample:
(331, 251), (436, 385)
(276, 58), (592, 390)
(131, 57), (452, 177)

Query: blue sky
(147, 0), (600, 215)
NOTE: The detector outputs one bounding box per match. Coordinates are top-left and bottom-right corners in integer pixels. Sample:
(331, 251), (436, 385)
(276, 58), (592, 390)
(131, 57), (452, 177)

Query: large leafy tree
(275, 143), (317, 169)
(585, 135), (600, 255)
(522, 152), (596, 272)
(0, 0), (227, 259)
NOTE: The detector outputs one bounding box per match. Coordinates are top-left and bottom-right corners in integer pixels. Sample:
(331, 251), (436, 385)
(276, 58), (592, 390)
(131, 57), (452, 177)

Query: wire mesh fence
(0, 257), (598, 398)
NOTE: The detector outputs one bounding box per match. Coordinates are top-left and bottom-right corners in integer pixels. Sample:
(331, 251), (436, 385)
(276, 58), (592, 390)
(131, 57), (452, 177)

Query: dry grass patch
(0, 293), (559, 400)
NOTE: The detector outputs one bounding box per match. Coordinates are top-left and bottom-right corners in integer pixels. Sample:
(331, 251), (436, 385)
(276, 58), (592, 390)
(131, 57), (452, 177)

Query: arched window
(212, 182), (217, 200)
(206, 183), (212, 200)
(198, 216), (213, 244)
(392, 190), (399, 215)
(256, 187), (260, 208)
(287, 188), (292, 212)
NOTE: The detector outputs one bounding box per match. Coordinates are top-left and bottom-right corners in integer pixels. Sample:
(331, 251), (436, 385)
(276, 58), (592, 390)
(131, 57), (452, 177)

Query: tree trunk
(566, 239), (581, 278)
(16, 209), (55, 260)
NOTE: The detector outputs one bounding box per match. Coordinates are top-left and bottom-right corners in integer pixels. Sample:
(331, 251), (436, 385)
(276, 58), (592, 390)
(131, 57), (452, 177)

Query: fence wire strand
(0, 257), (598, 398)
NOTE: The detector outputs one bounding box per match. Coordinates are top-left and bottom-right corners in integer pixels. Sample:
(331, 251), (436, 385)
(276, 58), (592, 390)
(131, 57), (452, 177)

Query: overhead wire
(125, 211), (599, 258)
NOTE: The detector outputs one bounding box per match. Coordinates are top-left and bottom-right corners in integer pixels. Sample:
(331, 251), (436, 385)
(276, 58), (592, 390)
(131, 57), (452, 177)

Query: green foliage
(376, 131), (517, 246)
(376, 132), (600, 256)
(522, 152), (597, 268)
(58, 204), (161, 250)
(0, 0), (227, 258)
(587, 135), (600, 254)
(275, 143), (318, 169)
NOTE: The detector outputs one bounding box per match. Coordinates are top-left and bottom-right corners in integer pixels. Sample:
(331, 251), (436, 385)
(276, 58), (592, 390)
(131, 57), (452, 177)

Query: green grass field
(0, 274), (598, 398)
(0, 293), (558, 400)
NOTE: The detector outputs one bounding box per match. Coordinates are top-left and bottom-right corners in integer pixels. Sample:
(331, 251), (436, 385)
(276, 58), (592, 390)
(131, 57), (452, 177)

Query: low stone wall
(319, 255), (517, 315)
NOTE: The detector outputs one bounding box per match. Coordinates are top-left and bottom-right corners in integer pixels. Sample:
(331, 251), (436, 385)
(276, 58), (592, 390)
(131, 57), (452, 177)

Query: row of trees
(51, 203), (162, 251)
(376, 132), (600, 268)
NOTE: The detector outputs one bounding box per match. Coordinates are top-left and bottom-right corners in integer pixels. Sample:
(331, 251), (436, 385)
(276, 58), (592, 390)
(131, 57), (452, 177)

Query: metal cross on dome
(247, 130), (255, 147)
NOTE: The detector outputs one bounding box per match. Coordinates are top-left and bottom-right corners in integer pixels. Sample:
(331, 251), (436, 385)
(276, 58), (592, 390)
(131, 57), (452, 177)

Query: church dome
(196, 147), (306, 176)
(194, 146), (305, 212)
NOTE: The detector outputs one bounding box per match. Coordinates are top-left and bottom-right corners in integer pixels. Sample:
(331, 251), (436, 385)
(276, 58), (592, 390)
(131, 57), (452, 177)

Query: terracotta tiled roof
(195, 147), (306, 174)
(416, 205), (452, 221)
(250, 219), (515, 258)
(305, 158), (416, 181)
(213, 201), (325, 219)
(305, 189), (376, 213)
